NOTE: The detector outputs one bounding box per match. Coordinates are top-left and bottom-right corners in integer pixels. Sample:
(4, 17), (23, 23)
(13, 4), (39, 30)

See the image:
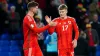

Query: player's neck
(27, 11), (34, 17)
(60, 16), (67, 19)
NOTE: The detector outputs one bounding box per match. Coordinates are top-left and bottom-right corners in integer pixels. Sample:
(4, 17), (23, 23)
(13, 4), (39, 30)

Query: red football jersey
(48, 16), (79, 49)
(23, 15), (49, 49)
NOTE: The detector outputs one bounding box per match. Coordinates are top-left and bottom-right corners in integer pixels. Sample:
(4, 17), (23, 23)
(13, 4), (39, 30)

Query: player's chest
(56, 20), (72, 31)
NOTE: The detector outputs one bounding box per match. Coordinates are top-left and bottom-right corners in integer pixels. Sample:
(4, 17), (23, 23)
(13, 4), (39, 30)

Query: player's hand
(48, 21), (57, 26)
(72, 39), (77, 48)
(45, 15), (57, 26)
(45, 15), (51, 23)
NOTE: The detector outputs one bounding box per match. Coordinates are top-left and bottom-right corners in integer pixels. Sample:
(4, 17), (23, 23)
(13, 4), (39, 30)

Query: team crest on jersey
(68, 21), (71, 24)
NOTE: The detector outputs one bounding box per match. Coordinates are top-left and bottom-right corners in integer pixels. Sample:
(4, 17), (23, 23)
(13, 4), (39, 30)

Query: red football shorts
(58, 48), (74, 56)
(24, 47), (43, 56)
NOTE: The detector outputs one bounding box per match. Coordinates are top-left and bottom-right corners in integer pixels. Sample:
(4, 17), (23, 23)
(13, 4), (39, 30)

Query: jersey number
(62, 25), (68, 31)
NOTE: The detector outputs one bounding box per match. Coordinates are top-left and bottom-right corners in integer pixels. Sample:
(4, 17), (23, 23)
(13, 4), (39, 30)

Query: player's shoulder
(26, 15), (33, 21)
(68, 16), (75, 19)
(24, 15), (33, 22)
(52, 17), (59, 21)
(68, 16), (76, 21)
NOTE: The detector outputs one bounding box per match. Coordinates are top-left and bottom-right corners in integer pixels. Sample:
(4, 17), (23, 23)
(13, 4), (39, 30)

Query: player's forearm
(73, 21), (79, 40)
(74, 30), (79, 40)
(33, 25), (49, 33)
(48, 27), (55, 35)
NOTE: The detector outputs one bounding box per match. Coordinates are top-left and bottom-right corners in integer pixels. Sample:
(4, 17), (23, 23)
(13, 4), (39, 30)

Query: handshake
(45, 15), (57, 26)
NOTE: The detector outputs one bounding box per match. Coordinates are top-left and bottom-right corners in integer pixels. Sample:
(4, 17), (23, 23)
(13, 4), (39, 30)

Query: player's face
(31, 6), (38, 14)
(59, 9), (67, 18)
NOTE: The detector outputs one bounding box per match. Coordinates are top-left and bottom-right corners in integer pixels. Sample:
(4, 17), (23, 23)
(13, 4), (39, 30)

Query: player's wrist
(48, 21), (53, 26)
(48, 22), (51, 26)
(47, 24), (50, 27)
(74, 39), (77, 41)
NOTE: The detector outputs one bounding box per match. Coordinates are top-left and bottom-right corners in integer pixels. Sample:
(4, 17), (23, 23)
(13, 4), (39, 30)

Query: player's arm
(48, 26), (56, 35)
(48, 18), (57, 35)
(72, 18), (79, 48)
(72, 18), (79, 40)
(26, 17), (49, 34)
(45, 16), (57, 35)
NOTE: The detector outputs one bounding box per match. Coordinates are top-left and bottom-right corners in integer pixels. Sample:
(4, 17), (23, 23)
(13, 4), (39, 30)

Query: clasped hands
(45, 15), (57, 26)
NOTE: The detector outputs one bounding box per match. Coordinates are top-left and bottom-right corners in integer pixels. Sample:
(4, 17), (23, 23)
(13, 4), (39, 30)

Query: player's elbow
(76, 31), (79, 38)
(76, 31), (79, 35)
(75, 29), (79, 33)
(75, 30), (79, 35)
(76, 30), (79, 33)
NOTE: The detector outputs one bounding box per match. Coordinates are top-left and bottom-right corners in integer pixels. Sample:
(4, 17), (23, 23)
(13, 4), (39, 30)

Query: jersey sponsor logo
(30, 24), (34, 28)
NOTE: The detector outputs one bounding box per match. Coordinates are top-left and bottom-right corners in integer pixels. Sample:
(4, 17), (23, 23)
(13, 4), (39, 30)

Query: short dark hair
(58, 4), (68, 10)
(27, 1), (39, 10)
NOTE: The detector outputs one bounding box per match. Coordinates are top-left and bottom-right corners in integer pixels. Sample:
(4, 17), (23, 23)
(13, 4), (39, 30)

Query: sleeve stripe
(27, 16), (32, 21)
